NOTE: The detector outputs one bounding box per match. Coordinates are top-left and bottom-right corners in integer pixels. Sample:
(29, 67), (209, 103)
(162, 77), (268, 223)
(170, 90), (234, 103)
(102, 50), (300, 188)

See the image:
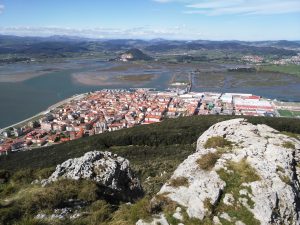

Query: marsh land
(1, 36), (300, 128)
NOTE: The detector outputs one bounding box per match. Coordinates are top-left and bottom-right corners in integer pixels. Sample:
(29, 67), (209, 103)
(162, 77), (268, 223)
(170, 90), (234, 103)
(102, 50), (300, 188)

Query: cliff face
(138, 118), (300, 225)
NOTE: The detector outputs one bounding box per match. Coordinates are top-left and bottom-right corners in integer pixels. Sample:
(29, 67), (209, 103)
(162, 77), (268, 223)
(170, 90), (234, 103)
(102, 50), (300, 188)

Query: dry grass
(282, 141), (296, 149)
(204, 136), (232, 149)
(197, 152), (220, 171)
(168, 176), (189, 188)
(150, 194), (178, 214)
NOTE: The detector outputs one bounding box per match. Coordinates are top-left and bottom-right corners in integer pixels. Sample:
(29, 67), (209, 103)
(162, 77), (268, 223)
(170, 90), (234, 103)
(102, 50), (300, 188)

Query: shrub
(0, 205), (22, 225)
(204, 136), (232, 149)
(196, 152), (220, 170)
(0, 170), (10, 184)
(168, 176), (189, 188)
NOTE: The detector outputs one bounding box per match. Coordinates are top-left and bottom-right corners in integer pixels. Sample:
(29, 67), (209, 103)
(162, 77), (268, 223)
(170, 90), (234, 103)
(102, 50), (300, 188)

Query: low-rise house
(144, 115), (162, 123)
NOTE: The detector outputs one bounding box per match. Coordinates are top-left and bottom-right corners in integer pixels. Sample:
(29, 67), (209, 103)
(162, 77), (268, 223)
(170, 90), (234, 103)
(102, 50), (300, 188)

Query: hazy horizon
(1, 33), (300, 42)
(0, 0), (299, 41)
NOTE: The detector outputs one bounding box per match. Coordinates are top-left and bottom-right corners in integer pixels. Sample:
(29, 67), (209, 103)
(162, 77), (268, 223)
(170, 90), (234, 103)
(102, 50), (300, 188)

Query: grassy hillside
(1, 115), (300, 172)
(0, 115), (300, 225)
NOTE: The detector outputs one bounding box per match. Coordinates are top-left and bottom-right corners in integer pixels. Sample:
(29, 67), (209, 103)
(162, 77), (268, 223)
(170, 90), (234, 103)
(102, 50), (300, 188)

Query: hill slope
(1, 116), (300, 172)
(0, 116), (300, 225)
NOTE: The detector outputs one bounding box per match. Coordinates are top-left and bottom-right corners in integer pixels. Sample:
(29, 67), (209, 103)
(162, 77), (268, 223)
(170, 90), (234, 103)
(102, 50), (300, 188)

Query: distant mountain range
(0, 34), (299, 58)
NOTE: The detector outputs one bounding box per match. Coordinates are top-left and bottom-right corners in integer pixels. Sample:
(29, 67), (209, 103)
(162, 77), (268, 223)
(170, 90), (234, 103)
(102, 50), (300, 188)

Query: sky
(0, 0), (299, 40)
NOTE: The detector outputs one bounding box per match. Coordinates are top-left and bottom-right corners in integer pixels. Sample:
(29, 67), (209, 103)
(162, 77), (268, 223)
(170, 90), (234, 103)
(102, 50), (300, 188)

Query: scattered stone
(235, 221), (246, 225)
(220, 212), (232, 222)
(173, 207), (183, 221)
(35, 207), (82, 220)
(213, 216), (221, 225)
(136, 214), (169, 225)
(223, 193), (235, 206)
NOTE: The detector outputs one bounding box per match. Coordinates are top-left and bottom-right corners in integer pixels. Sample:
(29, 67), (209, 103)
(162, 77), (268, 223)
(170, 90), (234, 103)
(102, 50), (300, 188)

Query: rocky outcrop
(42, 151), (143, 202)
(138, 118), (300, 225)
(118, 48), (152, 61)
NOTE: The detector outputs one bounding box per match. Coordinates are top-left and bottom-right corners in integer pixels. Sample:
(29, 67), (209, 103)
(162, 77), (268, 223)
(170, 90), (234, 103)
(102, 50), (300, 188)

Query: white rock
(136, 214), (169, 225)
(223, 193), (235, 206)
(42, 151), (143, 202)
(157, 151), (225, 220)
(235, 221), (246, 225)
(220, 212), (232, 222)
(173, 211), (183, 221)
(213, 216), (221, 225)
(139, 119), (300, 225)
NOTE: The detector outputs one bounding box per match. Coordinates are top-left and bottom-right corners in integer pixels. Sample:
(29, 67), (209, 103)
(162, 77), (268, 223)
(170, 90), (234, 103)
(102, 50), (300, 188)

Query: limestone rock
(43, 151), (143, 202)
(136, 214), (169, 225)
(138, 119), (300, 225)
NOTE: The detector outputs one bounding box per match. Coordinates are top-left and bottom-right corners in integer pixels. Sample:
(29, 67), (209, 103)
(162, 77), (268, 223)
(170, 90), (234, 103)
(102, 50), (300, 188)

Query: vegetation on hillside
(0, 115), (300, 224)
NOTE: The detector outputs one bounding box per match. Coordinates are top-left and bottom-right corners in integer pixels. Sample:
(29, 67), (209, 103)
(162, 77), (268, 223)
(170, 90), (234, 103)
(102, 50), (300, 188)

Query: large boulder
(42, 151), (143, 202)
(139, 118), (300, 225)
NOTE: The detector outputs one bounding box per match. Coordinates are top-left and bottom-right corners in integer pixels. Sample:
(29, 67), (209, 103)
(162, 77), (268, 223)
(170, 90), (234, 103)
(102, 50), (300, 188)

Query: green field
(278, 109), (300, 117)
(259, 64), (300, 76)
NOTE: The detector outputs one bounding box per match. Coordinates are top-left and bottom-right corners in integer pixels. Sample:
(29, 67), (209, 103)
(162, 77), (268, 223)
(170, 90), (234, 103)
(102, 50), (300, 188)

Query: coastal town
(1, 88), (300, 155)
(242, 53), (300, 65)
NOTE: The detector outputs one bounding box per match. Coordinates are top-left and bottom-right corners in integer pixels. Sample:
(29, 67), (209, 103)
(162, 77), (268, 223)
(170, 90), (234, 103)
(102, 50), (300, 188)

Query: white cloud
(0, 26), (202, 40)
(0, 25), (298, 41)
(155, 0), (300, 15)
(0, 4), (4, 14)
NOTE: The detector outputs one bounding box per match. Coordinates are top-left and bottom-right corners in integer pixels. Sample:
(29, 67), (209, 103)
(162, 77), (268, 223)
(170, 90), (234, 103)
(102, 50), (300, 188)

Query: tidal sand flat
(1, 59), (300, 128)
(72, 72), (118, 86)
(116, 74), (157, 82)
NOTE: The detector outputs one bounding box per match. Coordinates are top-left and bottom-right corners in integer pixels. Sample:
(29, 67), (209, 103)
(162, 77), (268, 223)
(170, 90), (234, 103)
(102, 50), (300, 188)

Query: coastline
(0, 93), (87, 132)
(1, 88), (300, 134)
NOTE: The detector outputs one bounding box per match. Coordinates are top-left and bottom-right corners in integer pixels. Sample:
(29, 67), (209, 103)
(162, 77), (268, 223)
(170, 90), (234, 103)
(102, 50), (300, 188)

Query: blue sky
(0, 0), (299, 40)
